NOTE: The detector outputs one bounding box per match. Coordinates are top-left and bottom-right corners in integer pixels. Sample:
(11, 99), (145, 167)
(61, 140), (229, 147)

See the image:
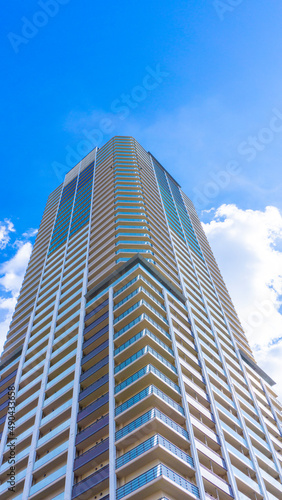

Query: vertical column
(108, 286), (117, 500)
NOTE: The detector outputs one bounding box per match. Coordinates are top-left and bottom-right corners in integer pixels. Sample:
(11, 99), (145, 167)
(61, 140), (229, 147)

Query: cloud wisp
(0, 219), (15, 250)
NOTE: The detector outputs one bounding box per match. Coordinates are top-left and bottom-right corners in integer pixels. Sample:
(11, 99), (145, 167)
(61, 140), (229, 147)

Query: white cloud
(0, 219), (15, 250)
(0, 242), (33, 352)
(0, 242), (32, 296)
(22, 228), (38, 238)
(202, 204), (282, 399)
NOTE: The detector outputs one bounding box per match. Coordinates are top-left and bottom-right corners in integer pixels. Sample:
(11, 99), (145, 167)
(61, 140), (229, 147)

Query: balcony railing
(79, 374), (109, 402)
(84, 312), (109, 336)
(81, 339), (109, 367)
(72, 464), (109, 498)
(78, 392), (109, 422)
(114, 345), (176, 375)
(85, 298), (109, 322)
(115, 407), (188, 442)
(116, 434), (194, 469)
(75, 414), (109, 446)
(80, 355), (109, 384)
(115, 385), (184, 417)
(116, 463), (199, 499)
(74, 438), (109, 470)
(82, 325), (108, 350)
(29, 465), (66, 496)
(114, 364), (180, 395)
(114, 328), (173, 357)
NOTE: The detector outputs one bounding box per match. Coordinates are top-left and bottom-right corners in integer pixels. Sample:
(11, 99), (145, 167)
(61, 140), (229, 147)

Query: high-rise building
(0, 136), (281, 500)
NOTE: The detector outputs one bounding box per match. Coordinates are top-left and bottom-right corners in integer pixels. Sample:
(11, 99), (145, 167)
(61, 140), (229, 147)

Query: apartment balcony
(216, 401), (240, 430)
(79, 373), (109, 404)
(29, 465), (66, 499)
(85, 298), (109, 324)
(186, 393), (215, 427)
(221, 421), (247, 449)
(76, 413), (109, 451)
(83, 312), (109, 339)
(81, 339), (109, 371)
(191, 415), (220, 450)
(114, 312), (169, 347)
(114, 287), (166, 322)
(182, 372), (209, 407)
(195, 438), (226, 474)
(116, 434), (194, 478)
(78, 392), (109, 427)
(181, 359), (205, 387)
(115, 407), (189, 450)
(72, 464), (109, 499)
(232, 465), (262, 498)
(0, 368), (17, 390)
(114, 328), (174, 366)
(226, 441), (254, 471)
(0, 444), (29, 474)
(200, 465), (234, 499)
(253, 444), (278, 473)
(260, 467), (282, 498)
(80, 355), (109, 384)
(114, 345), (178, 386)
(248, 427), (271, 454)
(37, 419), (70, 456)
(0, 466), (26, 499)
(74, 437), (109, 475)
(115, 385), (185, 425)
(116, 463), (199, 500)
(82, 325), (108, 353)
(114, 364), (181, 405)
(33, 441), (68, 478)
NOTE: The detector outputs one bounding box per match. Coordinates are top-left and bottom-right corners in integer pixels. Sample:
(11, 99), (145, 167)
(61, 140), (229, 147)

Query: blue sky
(1, 0), (282, 395)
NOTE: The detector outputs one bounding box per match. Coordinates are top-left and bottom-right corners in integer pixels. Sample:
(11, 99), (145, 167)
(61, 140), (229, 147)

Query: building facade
(0, 136), (281, 500)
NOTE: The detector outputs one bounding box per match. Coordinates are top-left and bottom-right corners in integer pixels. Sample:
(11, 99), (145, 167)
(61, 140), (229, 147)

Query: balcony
(33, 441), (68, 471)
(80, 355), (109, 384)
(74, 438), (109, 474)
(114, 345), (177, 383)
(226, 441), (253, 470)
(115, 385), (184, 425)
(82, 325), (108, 352)
(79, 374), (109, 403)
(116, 434), (194, 477)
(200, 465), (233, 499)
(29, 465), (66, 497)
(186, 393), (214, 425)
(115, 407), (189, 450)
(81, 339), (109, 370)
(76, 414), (109, 450)
(72, 464), (109, 499)
(78, 392), (109, 426)
(191, 415), (220, 445)
(83, 312), (109, 337)
(114, 328), (173, 362)
(85, 298), (109, 323)
(195, 438), (226, 470)
(116, 463), (199, 500)
(260, 467), (282, 498)
(0, 369), (17, 389)
(232, 465), (261, 496)
(115, 364), (180, 402)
